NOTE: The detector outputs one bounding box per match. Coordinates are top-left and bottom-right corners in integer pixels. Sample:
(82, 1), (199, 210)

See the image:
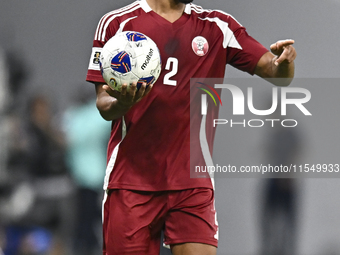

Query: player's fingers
(285, 46), (296, 63)
(103, 85), (117, 97)
(120, 84), (128, 96)
(270, 39), (295, 51)
(270, 43), (277, 51)
(292, 48), (297, 61)
(135, 82), (147, 99)
(286, 45), (296, 60)
(134, 83), (148, 103)
(274, 46), (290, 66)
(280, 39), (295, 47)
(144, 84), (153, 96)
(103, 84), (114, 92)
(270, 39), (295, 49)
(128, 82), (137, 99)
(275, 45), (296, 66)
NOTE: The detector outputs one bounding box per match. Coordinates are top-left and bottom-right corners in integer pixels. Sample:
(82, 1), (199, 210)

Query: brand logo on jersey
(192, 36), (209, 56)
(93, 52), (101, 64)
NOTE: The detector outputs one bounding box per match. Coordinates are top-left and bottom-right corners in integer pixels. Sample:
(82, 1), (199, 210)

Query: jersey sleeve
(225, 16), (269, 75)
(226, 28), (269, 75)
(86, 15), (120, 84)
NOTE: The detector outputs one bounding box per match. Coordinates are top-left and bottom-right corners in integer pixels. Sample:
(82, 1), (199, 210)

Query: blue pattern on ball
(110, 51), (131, 74)
(137, 76), (155, 89)
(126, 32), (147, 42)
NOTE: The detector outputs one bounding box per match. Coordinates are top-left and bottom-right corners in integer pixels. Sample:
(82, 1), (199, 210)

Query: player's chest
(124, 17), (225, 61)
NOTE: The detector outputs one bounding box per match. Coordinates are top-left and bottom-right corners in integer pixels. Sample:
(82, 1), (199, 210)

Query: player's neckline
(149, 10), (190, 28)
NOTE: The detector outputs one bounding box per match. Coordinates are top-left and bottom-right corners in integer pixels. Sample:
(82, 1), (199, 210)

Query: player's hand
(102, 82), (153, 108)
(270, 39), (297, 66)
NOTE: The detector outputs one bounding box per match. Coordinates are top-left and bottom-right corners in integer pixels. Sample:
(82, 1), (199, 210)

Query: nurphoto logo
(200, 83), (312, 128)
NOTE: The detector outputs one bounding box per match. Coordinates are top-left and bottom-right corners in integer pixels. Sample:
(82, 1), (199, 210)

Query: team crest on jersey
(192, 36), (209, 56)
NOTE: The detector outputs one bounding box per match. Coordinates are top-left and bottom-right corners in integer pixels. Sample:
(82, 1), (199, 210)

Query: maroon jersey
(86, 0), (268, 191)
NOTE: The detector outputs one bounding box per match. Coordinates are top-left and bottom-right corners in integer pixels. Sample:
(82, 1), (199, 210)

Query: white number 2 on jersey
(163, 57), (178, 86)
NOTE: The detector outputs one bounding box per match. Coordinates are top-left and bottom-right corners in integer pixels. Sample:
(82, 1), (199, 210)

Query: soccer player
(86, 0), (296, 254)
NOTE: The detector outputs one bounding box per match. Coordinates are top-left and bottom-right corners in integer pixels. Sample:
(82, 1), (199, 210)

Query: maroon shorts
(102, 188), (218, 255)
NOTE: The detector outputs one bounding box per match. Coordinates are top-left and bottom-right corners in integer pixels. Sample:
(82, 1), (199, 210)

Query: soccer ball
(99, 31), (162, 91)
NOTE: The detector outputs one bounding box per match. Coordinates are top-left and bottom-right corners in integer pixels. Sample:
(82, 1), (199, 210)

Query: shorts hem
(106, 185), (214, 192)
(164, 238), (218, 248)
(103, 246), (149, 254)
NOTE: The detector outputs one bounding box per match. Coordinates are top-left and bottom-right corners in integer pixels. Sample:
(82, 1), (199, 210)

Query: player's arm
(95, 82), (152, 121)
(255, 39), (296, 86)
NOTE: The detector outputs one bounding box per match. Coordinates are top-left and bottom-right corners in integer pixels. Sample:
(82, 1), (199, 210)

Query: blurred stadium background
(1, 0), (340, 254)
